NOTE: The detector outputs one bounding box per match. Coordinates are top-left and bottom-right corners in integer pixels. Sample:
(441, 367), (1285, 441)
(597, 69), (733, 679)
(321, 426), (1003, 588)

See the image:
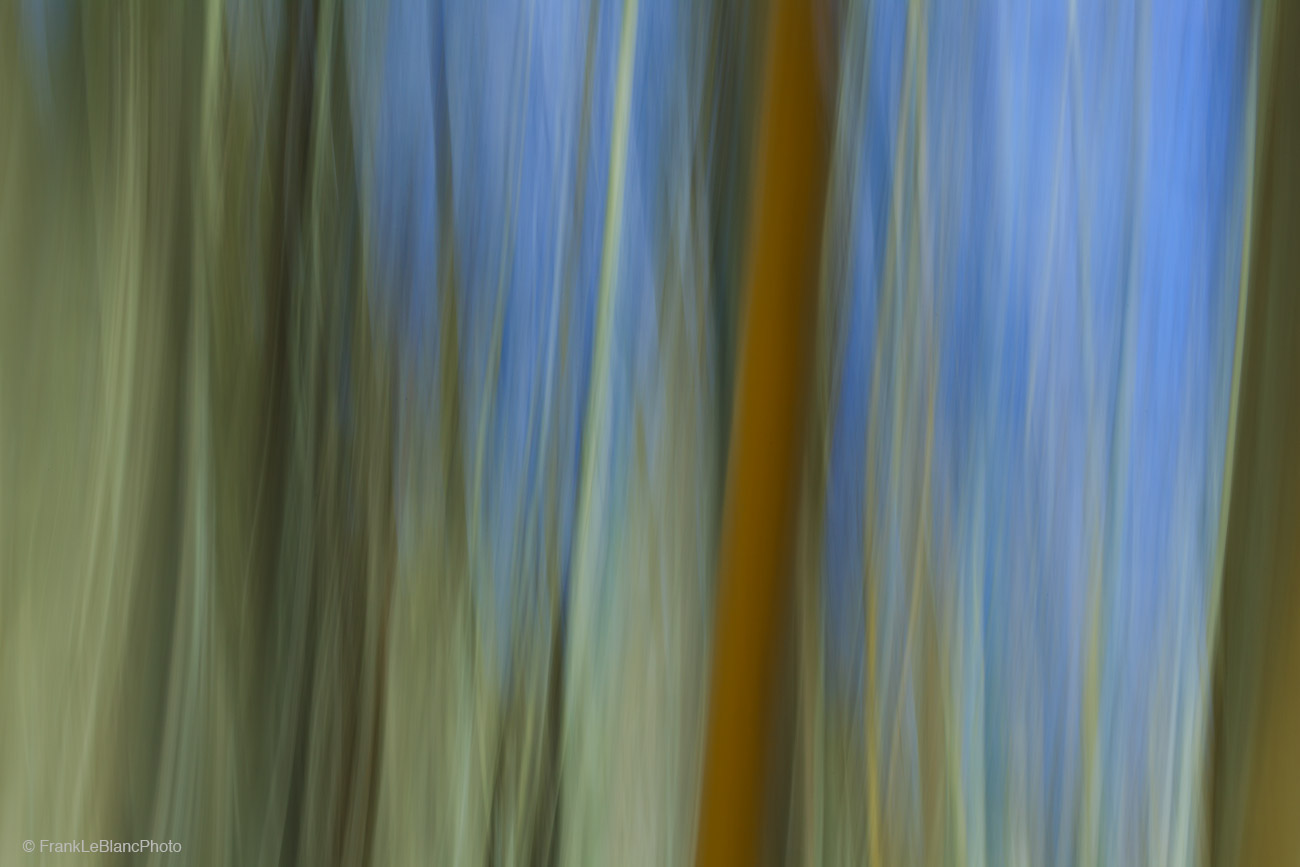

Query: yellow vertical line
(1198, 11), (1259, 866)
(1065, 0), (1103, 863)
(861, 0), (922, 856)
(563, 0), (639, 828)
(1205, 0), (1260, 705)
(694, 0), (830, 862)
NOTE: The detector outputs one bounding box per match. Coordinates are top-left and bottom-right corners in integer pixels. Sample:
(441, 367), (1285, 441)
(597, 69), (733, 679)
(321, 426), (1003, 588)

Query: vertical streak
(1206, 0), (1260, 698)
(564, 0), (639, 798)
(694, 0), (829, 861)
(1211, 2), (1300, 864)
(571, 0), (639, 559)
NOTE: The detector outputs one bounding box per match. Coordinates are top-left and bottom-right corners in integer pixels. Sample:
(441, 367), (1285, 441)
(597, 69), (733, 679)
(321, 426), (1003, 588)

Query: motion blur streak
(795, 0), (1256, 864)
(0, 1), (1286, 866)
(2, 1), (740, 863)
(1210, 3), (1300, 865)
(695, 0), (826, 862)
